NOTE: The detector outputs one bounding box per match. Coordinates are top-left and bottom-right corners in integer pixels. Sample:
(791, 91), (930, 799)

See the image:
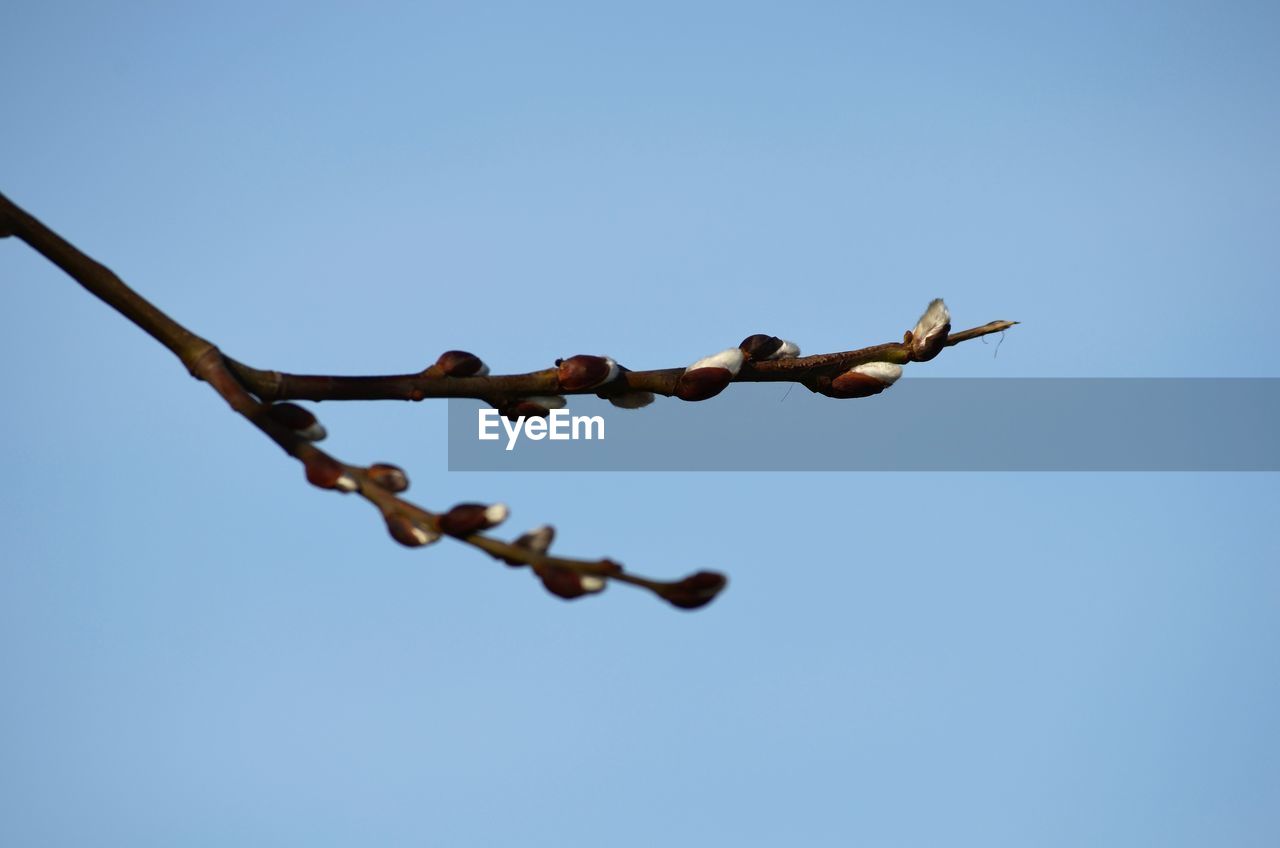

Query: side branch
(225, 321), (1017, 405)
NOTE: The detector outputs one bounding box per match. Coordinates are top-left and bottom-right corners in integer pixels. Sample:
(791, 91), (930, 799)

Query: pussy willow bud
(267, 403), (327, 441)
(675, 348), (744, 402)
(659, 571), (728, 610)
(366, 462), (409, 493)
(739, 334), (800, 361)
(536, 564), (607, 600)
(518, 524), (555, 554)
(499, 524), (556, 566)
(676, 369), (732, 402)
(608, 390), (655, 409)
(908, 298), (951, 362)
(500, 396), (567, 419)
(304, 454), (358, 492)
(438, 502), (509, 536)
(825, 361), (903, 399)
(435, 350), (489, 377)
(384, 513), (440, 548)
(557, 355), (620, 391)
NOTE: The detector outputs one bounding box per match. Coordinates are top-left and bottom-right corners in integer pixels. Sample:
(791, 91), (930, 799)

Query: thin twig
(222, 321), (1017, 404)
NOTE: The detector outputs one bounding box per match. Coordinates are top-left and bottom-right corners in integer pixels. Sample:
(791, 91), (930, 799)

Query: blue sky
(2, 2), (1278, 845)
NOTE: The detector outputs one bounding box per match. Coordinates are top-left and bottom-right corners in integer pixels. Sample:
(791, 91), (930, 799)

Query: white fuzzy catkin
(298, 422), (328, 442)
(598, 357), (620, 383)
(766, 339), (801, 360)
(686, 348), (745, 376)
(911, 298), (950, 340)
(407, 524), (434, 545)
(850, 361), (903, 385)
(519, 525), (555, 553)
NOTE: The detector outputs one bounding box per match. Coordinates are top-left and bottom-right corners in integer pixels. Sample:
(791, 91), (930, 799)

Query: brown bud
(675, 367), (734, 402)
(267, 403), (326, 441)
(739, 334), (784, 360)
(824, 362), (903, 399)
(435, 350), (488, 377)
(536, 564), (606, 600)
(660, 571), (728, 610)
(826, 371), (889, 399)
(557, 355), (619, 391)
(385, 513), (439, 548)
(366, 462), (409, 493)
(438, 502), (509, 536)
(739, 334), (799, 361)
(304, 454), (357, 492)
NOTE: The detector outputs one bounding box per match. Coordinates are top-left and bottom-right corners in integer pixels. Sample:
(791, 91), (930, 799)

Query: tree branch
(222, 319), (1017, 406)
(2, 189), (1015, 610)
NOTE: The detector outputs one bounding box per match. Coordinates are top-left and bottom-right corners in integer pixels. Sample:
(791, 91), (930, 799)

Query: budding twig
(216, 319), (1016, 406)
(2, 189), (1016, 610)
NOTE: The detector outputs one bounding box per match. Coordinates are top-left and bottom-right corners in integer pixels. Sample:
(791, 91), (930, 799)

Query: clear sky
(2, 2), (1278, 845)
